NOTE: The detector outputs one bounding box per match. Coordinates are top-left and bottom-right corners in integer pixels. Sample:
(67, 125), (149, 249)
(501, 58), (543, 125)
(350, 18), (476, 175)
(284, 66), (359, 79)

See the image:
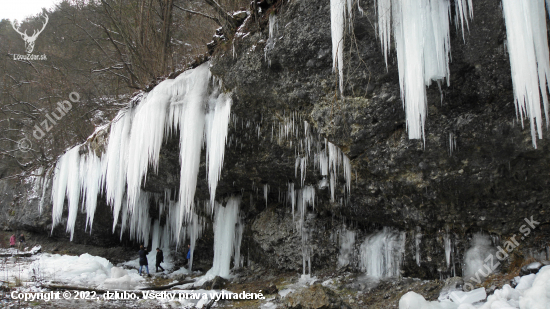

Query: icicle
(263, 184), (269, 207)
(502, 0), (550, 148)
(233, 214), (244, 270)
(455, 0), (474, 40)
(207, 197), (242, 278)
(51, 146), (82, 240)
(175, 64), (210, 239)
(377, 0), (392, 67)
(205, 91), (232, 207)
(265, 14), (278, 66)
(288, 182), (296, 220)
(126, 84), (172, 209)
(80, 150), (104, 232)
(147, 220), (161, 263)
(187, 212), (204, 271)
(415, 227), (422, 267)
(104, 109), (133, 229)
(444, 232), (452, 268)
(330, 0), (351, 95)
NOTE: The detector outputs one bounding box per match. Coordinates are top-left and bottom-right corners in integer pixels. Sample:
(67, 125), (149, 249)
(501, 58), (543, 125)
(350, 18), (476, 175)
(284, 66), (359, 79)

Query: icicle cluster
(373, 0), (473, 139)
(502, 0), (550, 148)
(49, 63), (232, 244)
(228, 110), (352, 208)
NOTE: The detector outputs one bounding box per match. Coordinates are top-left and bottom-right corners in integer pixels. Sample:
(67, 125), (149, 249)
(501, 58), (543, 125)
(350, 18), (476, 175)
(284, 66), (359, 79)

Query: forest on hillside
(0, 0), (252, 179)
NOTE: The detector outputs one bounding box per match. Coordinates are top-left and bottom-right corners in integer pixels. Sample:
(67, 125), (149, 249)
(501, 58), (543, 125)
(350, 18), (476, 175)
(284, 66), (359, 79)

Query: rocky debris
(201, 276), (229, 290)
(257, 283), (279, 295)
(284, 284), (351, 309)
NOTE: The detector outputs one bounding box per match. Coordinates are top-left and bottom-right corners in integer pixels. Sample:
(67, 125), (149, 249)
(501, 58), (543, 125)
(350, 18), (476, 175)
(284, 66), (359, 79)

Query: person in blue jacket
(138, 245), (151, 277)
(184, 244), (192, 268)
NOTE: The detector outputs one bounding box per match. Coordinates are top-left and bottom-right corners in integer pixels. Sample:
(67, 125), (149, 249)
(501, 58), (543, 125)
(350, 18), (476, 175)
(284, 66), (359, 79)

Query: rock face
(1, 0), (550, 281)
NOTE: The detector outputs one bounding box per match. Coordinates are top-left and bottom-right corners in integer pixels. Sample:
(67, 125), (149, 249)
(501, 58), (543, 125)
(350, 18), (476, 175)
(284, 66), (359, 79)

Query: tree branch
(173, 4), (222, 27)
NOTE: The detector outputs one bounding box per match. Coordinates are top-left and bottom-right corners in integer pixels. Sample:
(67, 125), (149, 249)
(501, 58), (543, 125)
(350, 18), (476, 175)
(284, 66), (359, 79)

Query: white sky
(0, 0), (62, 21)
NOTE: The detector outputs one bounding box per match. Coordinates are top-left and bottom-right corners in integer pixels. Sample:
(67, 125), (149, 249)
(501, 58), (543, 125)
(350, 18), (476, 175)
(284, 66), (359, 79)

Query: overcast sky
(0, 0), (62, 21)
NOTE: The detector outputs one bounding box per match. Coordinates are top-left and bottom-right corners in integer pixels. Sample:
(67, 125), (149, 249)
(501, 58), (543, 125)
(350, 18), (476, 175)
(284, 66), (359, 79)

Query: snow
(24, 253), (144, 289)
(449, 288), (486, 305)
(400, 266), (550, 309)
(502, 0), (550, 148)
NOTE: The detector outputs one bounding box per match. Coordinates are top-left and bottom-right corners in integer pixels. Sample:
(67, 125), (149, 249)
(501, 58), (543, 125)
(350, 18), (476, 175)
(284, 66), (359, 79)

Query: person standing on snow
(155, 248), (165, 272)
(18, 234), (26, 251)
(138, 245), (151, 277)
(9, 234), (16, 248)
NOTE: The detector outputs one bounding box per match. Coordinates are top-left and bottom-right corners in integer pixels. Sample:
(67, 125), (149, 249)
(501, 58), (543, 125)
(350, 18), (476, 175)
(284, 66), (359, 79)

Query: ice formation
(360, 227), (406, 279)
(208, 197), (243, 278)
(444, 232), (452, 269)
(373, 0), (473, 139)
(502, 0), (550, 148)
(51, 146), (81, 240)
(463, 233), (496, 283)
(330, 0), (353, 95)
(49, 63), (232, 246)
(265, 13), (278, 66)
(338, 229), (356, 268)
(415, 227), (422, 266)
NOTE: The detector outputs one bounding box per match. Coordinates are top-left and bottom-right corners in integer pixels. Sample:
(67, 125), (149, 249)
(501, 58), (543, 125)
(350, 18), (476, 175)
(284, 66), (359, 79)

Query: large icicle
(125, 84), (172, 208)
(51, 146), (82, 240)
(330, 0), (353, 95)
(51, 146), (80, 231)
(208, 197), (242, 278)
(186, 212), (204, 272)
(79, 150), (104, 232)
(502, 0), (550, 148)
(205, 89), (232, 207)
(166, 64), (211, 242)
(104, 109), (133, 229)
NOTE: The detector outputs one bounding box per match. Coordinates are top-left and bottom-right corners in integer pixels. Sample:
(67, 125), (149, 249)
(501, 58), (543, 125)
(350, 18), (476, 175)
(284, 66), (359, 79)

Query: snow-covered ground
(400, 265), (550, 309)
(0, 247), (224, 308)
